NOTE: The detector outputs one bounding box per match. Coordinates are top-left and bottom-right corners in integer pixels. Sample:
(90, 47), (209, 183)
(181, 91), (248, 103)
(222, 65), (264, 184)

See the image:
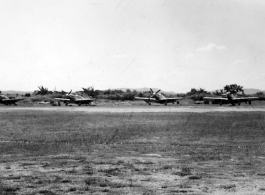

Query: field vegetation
(0, 110), (265, 194)
(3, 84), (265, 106)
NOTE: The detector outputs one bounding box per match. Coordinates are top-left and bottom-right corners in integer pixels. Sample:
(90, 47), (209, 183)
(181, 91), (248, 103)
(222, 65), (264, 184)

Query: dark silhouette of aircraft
(55, 90), (95, 106)
(135, 88), (182, 105)
(203, 89), (263, 106)
(0, 94), (23, 105)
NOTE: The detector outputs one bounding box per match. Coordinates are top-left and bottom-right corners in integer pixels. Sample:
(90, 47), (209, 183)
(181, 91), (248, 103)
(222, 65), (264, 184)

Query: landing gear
(148, 102), (151, 105)
(220, 102), (222, 106)
(165, 102), (167, 106)
(78, 102), (82, 106)
(238, 102), (241, 106)
(249, 101), (252, 105)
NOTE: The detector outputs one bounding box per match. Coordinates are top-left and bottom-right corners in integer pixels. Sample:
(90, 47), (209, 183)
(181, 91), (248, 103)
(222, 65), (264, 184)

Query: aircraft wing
(233, 97), (260, 101)
(55, 98), (70, 102)
(2, 98), (23, 103)
(166, 97), (182, 100)
(134, 97), (156, 101)
(203, 97), (228, 101)
(75, 98), (94, 102)
(163, 97), (182, 103)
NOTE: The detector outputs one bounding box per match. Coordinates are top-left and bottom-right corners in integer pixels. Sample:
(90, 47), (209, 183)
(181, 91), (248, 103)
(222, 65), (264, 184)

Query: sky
(1, 0), (265, 93)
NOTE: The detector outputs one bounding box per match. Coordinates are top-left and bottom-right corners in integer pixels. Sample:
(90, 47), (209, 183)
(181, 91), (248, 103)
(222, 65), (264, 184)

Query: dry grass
(0, 110), (265, 194)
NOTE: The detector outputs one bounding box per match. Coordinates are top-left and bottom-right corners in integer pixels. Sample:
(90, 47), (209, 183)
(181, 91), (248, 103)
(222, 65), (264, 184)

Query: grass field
(0, 110), (265, 194)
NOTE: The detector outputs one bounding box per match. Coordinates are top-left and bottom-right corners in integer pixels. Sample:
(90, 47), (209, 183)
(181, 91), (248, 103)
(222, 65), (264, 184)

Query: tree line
(27, 84), (265, 101)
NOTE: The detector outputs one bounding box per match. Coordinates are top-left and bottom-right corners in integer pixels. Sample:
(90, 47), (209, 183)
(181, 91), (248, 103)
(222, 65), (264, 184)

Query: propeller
(149, 88), (154, 100)
(67, 90), (72, 95)
(155, 89), (161, 94)
(149, 88), (161, 99)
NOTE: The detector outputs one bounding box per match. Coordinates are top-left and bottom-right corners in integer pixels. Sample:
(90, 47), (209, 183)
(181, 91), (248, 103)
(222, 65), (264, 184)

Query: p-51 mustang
(55, 90), (95, 106)
(203, 90), (263, 106)
(0, 94), (23, 106)
(135, 88), (182, 105)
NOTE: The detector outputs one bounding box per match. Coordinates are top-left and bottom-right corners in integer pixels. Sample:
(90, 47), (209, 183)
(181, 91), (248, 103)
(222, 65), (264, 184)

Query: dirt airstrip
(0, 104), (265, 113)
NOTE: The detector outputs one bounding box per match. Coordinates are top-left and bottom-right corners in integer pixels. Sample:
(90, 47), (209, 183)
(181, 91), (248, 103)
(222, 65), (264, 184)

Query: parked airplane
(203, 89), (263, 106)
(0, 94), (23, 105)
(135, 88), (182, 105)
(55, 90), (95, 106)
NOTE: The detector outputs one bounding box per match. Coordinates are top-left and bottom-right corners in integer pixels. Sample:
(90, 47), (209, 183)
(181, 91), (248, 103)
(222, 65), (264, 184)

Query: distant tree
(35, 86), (52, 95)
(123, 92), (134, 101)
(125, 89), (129, 93)
(137, 92), (144, 97)
(198, 88), (207, 93)
(256, 92), (264, 97)
(103, 89), (111, 95)
(186, 88), (211, 101)
(82, 86), (98, 98)
(236, 85), (244, 94)
(24, 93), (31, 97)
(223, 84), (244, 94)
(224, 85), (231, 92)
(213, 90), (222, 96)
(190, 88), (198, 94)
(53, 90), (67, 95)
(185, 88), (198, 97)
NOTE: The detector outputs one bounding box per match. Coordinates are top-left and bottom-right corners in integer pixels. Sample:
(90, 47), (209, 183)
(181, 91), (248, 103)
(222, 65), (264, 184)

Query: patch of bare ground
(0, 110), (265, 194)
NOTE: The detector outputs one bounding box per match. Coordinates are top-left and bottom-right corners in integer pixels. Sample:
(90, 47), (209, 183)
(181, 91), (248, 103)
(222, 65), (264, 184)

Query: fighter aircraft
(0, 94), (23, 105)
(55, 90), (95, 106)
(134, 88), (182, 105)
(203, 87), (263, 106)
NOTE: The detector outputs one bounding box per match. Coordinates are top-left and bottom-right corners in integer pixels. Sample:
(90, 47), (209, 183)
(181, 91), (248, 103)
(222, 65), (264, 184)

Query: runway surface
(1, 105), (265, 113)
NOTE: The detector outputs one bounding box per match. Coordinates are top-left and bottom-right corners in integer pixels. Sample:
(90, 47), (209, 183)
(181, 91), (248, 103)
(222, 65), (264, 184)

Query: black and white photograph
(1, 0), (265, 194)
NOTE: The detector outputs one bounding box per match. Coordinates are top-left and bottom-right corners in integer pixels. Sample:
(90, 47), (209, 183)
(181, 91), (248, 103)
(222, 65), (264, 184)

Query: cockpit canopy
(67, 94), (86, 100)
